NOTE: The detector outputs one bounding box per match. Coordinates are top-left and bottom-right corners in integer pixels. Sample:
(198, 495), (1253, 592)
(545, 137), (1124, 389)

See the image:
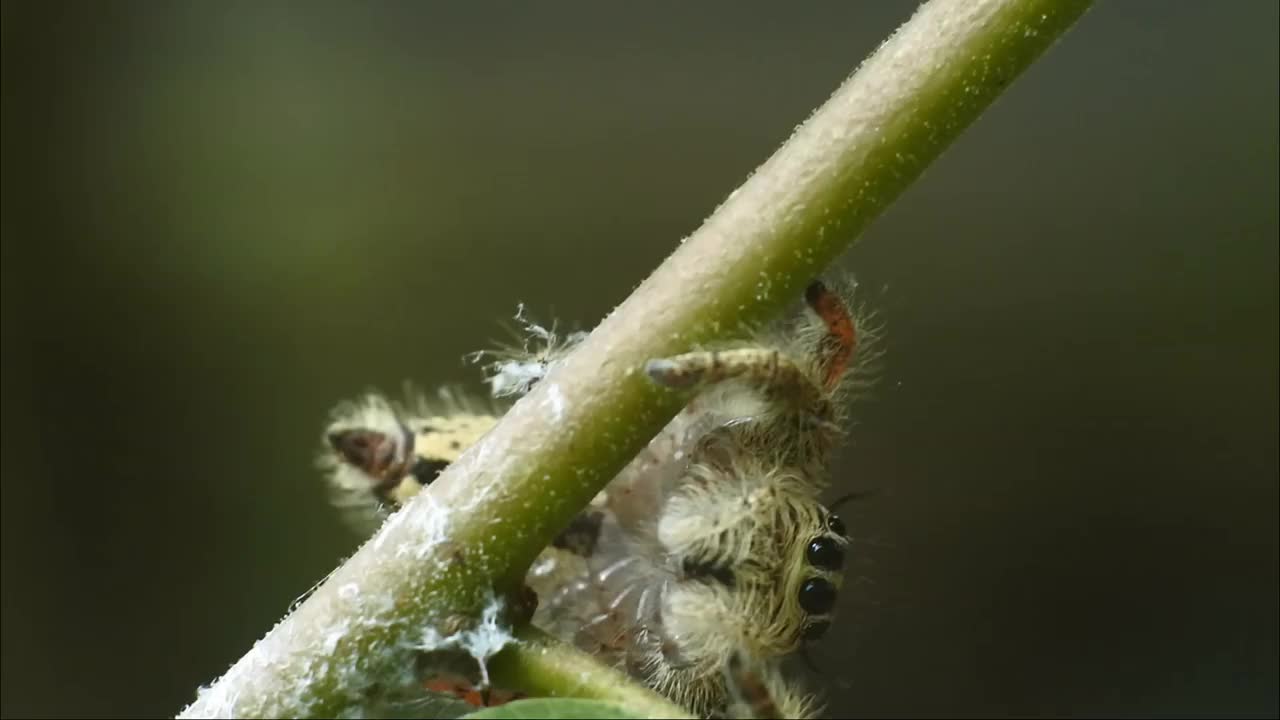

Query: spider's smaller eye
(798, 577), (837, 615)
(806, 537), (845, 571)
(828, 513), (847, 538)
(802, 621), (831, 641)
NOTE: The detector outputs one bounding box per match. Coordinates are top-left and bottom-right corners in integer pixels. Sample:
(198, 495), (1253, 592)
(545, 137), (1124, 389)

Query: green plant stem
(487, 627), (695, 719)
(178, 1), (1093, 716)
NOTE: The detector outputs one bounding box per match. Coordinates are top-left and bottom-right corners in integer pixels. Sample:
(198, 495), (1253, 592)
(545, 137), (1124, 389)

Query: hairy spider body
(317, 278), (878, 718)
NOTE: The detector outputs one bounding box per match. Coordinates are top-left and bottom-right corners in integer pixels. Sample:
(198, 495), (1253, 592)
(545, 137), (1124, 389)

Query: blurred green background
(2, 2), (1276, 717)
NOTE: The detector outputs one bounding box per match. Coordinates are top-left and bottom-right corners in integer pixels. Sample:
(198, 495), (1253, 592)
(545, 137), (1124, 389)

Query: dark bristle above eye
(798, 577), (836, 614)
(806, 537), (845, 571)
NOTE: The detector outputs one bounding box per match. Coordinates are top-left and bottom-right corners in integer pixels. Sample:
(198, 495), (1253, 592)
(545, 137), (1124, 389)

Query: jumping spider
(318, 276), (879, 719)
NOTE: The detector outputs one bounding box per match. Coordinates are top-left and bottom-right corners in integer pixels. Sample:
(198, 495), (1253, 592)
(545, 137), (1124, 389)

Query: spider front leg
(722, 650), (821, 720)
(645, 279), (857, 414)
(645, 346), (833, 422)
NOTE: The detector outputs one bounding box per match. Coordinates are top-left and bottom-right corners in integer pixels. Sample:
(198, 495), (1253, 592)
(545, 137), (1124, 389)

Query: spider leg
(645, 347), (832, 421)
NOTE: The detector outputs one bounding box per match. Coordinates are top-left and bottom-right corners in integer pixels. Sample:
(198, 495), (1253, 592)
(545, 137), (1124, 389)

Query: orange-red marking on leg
(423, 676), (526, 708)
(804, 280), (857, 390)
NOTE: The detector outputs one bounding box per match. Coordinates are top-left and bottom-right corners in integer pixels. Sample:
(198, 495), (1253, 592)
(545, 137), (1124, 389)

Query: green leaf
(462, 697), (643, 720)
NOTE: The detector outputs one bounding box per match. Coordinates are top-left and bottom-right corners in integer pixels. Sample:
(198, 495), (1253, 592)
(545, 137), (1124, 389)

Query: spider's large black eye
(798, 577), (837, 615)
(828, 513), (847, 538)
(806, 537), (845, 571)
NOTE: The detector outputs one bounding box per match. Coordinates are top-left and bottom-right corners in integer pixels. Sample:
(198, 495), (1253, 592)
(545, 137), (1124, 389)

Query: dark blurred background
(2, 2), (1276, 717)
